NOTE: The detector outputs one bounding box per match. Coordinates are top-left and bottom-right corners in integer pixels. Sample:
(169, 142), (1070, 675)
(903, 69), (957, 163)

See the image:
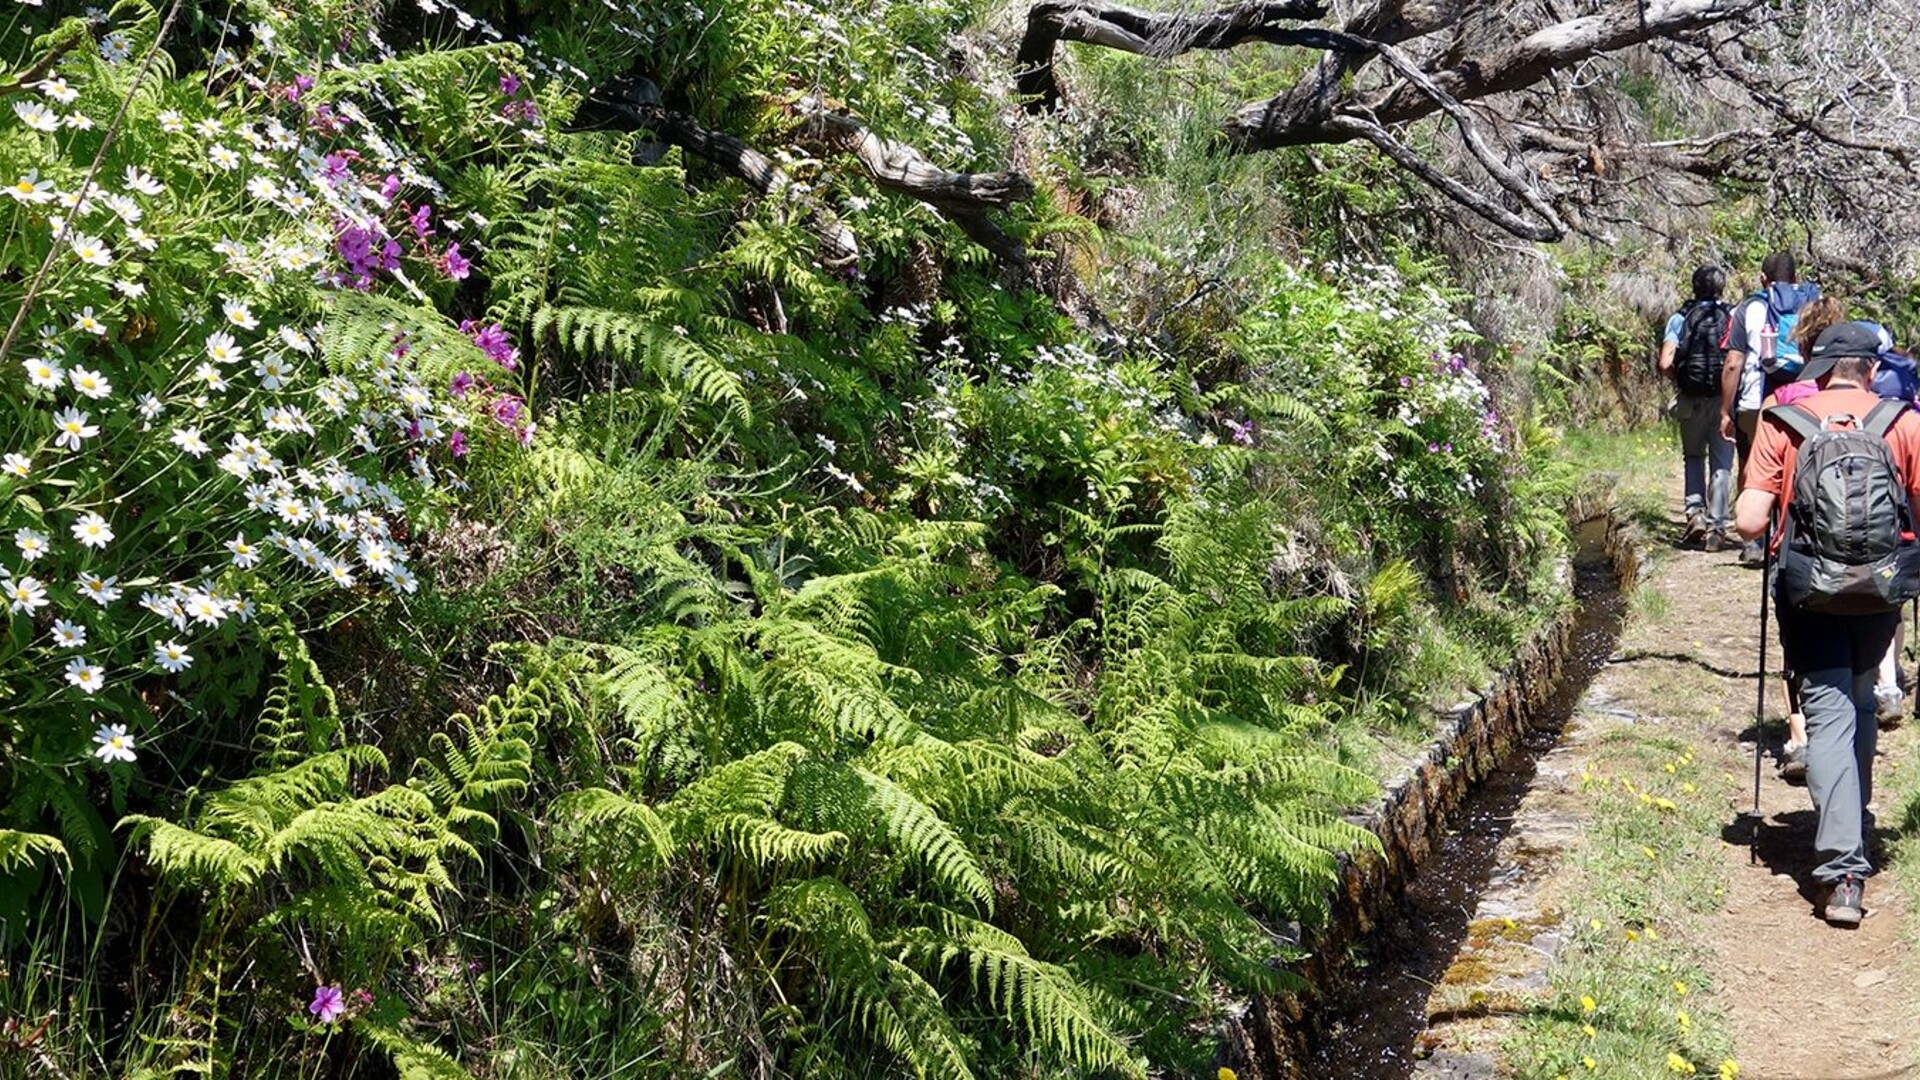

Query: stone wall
(1221, 503), (1646, 1078)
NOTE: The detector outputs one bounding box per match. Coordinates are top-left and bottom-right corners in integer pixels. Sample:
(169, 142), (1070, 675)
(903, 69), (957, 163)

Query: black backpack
(1674, 300), (1730, 397)
(1770, 399), (1920, 614)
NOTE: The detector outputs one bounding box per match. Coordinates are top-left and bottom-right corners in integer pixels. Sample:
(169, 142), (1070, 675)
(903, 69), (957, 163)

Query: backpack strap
(1763, 402), (1823, 442)
(1865, 397), (1909, 438)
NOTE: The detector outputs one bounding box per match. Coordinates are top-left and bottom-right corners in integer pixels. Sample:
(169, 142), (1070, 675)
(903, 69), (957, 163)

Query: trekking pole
(1752, 525), (1773, 865)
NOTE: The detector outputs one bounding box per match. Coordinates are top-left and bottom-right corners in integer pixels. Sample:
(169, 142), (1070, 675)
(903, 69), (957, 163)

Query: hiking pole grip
(1753, 525), (1773, 865)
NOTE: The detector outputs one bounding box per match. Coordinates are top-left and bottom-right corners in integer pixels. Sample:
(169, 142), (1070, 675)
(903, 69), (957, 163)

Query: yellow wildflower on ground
(1673, 980), (1689, 996)
(1643, 845), (1658, 859)
(1719, 1060), (1739, 1079)
(1677, 1008), (1691, 1032)
(1626, 929), (1639, 942)
(1218, 1069), (1237, 1080)
(1667, 1052), (1698, 1074)
(1583, 1056), (1598, 1070)
(1581, 995), (1597, 1013)
(1582, 1023), (1597, 1038)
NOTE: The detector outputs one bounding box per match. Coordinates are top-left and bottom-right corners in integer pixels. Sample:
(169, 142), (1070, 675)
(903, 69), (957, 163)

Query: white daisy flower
(92, 723), (135, 762)
(274, 497), (309, 525)
(324, 558), (355, 589)
(221, 299), (258, 330)
(182, 592), (223, 626)
(101, 192), (140, 222)
(207, 144), (240, 171)
(226, 533), (259, 568)
(386, 564), (419, 593)
(67, 366), (110, 399)
(2, 452), (30, 478)
(112, 279), (147, 298)
(123, 165), (163, 196)
(136, 392), (163, 420)
(205, 331), (242, 364)
(244, 175), (278, 201)
(125, 226), (157, 251)
(13, 100), (60, 132)
(63, 113), (93, 131)
(156, 109), (185, 134)
(35, 77), (77, 105)
(22, 356), (63, 389)
(68, 234), (111, 267)
(6, 171), (54, 204)
(51, 406), (97, 449)
(50, 619), (86, 647)
(77, 572), (121, 606)
(194, 363), (229, 392)
(98, 31), (131, 63)
(70, 511), (111, 548)
(66, 658), (104, 693)
(4, 575), (48, 613)
(278, 326), (314, 354)
(357, 536), (395, 574)
(170, 427), (209, 456)
(216, 451), (251, 479)
(72, 308), (106, 335)
(14, 527), (47, 561)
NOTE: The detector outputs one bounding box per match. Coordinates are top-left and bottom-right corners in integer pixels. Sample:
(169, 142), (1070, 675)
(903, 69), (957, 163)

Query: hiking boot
(1703, 529), (1726, 553)
(1738, 540), (1766, 567)
(1825, 875), (1865, 926)
(1680, 510), (1707, 545)
(1877, 683), (1905, 729)
(1778, 741), (1808, 784)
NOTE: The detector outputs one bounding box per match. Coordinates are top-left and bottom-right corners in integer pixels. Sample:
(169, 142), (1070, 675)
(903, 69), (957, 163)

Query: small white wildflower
(14, 527), (48, 561)
(221, 298), (258, 330)
(52, 407), (97, 450)
(207, 144), (240, 171)
(92, 723), (135, 762)
(4, 575), (48, 613)
(35, 77), (77, 105)
(66, 657), (105, 694)
(14, 100), (60, 132)
(2, 453), (29, 478)
(67, 366), (110, 399)
(72, 307), (106, 335)
(50, 619), (86, 647)
(70, 511), (111, 549)
(226, 534), (259, 568)
(77, 572), (120, 606)
(22, 356), (63, 389)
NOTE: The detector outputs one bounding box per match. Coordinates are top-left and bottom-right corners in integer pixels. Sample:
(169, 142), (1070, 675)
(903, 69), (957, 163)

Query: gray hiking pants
(1781, 605), (1897, 883)
(1674, 393), (1732, 529)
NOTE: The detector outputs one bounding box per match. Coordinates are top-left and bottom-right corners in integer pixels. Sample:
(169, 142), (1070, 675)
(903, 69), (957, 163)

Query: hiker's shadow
(1722, 808), (1907, 910)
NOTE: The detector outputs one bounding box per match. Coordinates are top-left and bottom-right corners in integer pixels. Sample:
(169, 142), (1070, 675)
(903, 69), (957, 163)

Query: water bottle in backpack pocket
(1757, 283), (1821, 381)
(1770, 400), (1920, 614)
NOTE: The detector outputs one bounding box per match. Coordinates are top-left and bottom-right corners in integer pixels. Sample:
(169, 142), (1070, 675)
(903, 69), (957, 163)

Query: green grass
(1503, 734), (1740, 1078)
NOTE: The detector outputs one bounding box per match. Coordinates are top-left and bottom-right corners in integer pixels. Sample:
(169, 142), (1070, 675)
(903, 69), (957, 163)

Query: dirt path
(1674, 532), (1920, 1078)
(1411, 467), (1920, 1078)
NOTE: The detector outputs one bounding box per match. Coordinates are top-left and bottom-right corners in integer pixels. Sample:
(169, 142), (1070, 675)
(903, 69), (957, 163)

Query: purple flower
(1427, 442), (1440, 453)
(1398, 376), (1412, 388)
(406, 419), (423, 440)
(461, 320), (519, 371)
(309, 985), (344, 1024)
(492, 396), (524, 425)
(450, 371), (476, 397)
(443, 242), (470, 281)
(377, 238), (402, 272)
(320, 152), (352, 186)
(408, 204), (434, 239)
(379, 174), (401, 202)
(500, 74), (521, 96)
(449, 430), (468, 458)
(1442, 442), (1453, 453)
(1225, 418), (1255, 446)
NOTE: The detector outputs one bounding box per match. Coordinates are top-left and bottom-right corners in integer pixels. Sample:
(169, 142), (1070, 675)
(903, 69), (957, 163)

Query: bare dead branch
(1016, 0), (1328, 111)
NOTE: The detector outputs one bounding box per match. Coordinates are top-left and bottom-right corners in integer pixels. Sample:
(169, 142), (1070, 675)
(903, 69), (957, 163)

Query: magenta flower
(449, 430), (468, 458)
(379, 174), (402, 202)
(283, 74), (314, 102)
(309, 985), (344, 1024)
(450, 371), (476, 397)
(320, 152), (352, 186)
(408, 204), (434, 239)
(460, 320), (519, 370)
(492, 396), (524, 425)
(443, 242), (470, 281)
(499, 74), (521, 96)
(1225, 418), (1255, 446)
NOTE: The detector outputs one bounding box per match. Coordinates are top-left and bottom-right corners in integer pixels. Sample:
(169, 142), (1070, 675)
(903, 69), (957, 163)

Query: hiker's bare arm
(1734, 489), (1775, 541)
(1720, 349), (1745, 440)
(1657, 340), (1676, 378)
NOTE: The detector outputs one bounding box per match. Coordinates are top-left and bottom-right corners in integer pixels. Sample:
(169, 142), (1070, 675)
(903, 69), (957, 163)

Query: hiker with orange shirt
(1734, 322), (1920, 926)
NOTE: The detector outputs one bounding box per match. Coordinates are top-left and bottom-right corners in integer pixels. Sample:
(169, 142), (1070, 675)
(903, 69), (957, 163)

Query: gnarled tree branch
(1017, 0), (1328, 111)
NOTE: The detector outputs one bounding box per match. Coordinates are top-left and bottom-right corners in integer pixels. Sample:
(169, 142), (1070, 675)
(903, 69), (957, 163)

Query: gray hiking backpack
(1770, 399), (1920, 614)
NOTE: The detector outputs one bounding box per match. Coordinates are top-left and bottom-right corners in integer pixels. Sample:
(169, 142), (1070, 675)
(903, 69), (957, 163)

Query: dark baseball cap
(1802, 321), (1885, 381)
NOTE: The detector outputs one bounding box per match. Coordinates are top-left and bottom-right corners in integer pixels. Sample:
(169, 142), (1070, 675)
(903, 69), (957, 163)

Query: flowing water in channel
(1304, 518), (1628, 1077)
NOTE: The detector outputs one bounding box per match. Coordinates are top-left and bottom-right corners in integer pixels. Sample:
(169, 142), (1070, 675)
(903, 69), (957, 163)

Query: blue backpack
(1756, 283), (1822, 379)
(1862, 322), (1919, 404)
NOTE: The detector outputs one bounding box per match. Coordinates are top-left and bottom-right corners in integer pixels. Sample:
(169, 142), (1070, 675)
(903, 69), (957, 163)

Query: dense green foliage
(0, 2), (1577, 1076)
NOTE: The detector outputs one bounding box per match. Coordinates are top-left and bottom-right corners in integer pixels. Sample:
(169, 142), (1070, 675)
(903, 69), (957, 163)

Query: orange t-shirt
(1744, 386), (1920, 548)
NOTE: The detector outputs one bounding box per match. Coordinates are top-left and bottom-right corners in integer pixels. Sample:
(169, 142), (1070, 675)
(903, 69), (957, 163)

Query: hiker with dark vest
(1734, 322), (1920, 926)
(1659, 266), (1734, 549)
(1724, 251), (1823, 567)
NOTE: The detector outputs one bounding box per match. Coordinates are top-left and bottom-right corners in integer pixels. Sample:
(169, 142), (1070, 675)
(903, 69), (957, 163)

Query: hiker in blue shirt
(1658, 266), (1734, 549)
(1721, 251), (1822, 566)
